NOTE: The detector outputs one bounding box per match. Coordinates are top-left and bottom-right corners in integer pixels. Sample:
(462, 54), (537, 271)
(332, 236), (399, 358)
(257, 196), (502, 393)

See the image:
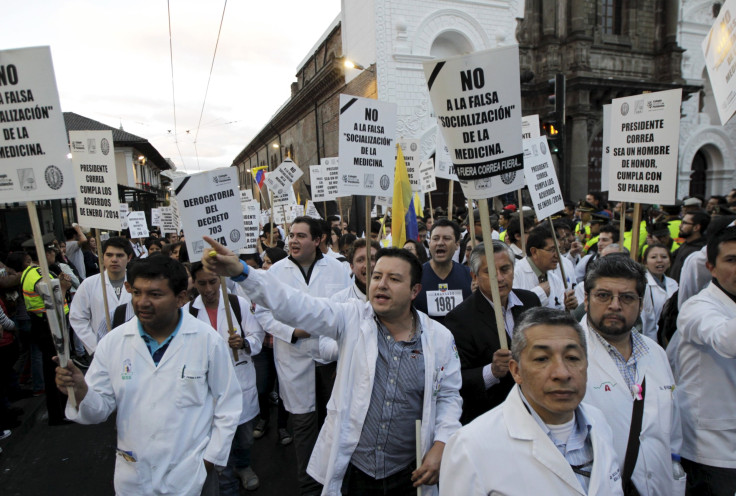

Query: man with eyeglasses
(580, 255), (682, 495)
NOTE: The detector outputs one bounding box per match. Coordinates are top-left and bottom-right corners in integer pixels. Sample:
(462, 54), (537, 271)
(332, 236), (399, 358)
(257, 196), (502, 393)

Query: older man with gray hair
(440, 307), (622, 495)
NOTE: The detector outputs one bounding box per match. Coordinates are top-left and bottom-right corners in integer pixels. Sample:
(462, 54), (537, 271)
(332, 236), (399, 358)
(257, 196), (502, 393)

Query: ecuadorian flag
(391, 144), (418, 248)
(251, 166), (267, 189)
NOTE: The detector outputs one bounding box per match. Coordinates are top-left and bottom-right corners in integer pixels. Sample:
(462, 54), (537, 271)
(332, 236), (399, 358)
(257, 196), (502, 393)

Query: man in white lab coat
(440, 307), (623, 495)
(254, 216), (351, 495)
(202, 238), (462, 496)
(69, 236), (133, 354)
(186, 262), (265, 494)
(55, 255), (242, 496)
(580, 255), (682, 495)
(677, 226), (736, 495)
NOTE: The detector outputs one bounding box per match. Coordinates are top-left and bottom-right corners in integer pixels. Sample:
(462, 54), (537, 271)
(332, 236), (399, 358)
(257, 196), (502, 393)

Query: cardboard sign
(0, 46), (76, 202)
(69, 130), (121, 230)
(608, 88), (682, 205)
(310, 164), (331, 202)
(159, 206), (178, 234)
(127, 211), (149, 239)
(338, 95), (397, 197)
(265, 158), (303, 196)
(424, 45), (524, 200)
(240, 199), (260, 254)
(398, 139), (422, 192)
(419, 158), (437, 193)
(173, 168), (246, 257)
(601, 105), (611, 192)
(523, 136), (564, 220)
(321, 157), (341, 199)
(151, 208), (162, 227)
(702, 0), (736, 125)
(521, 114), (541, 139)
(119, 203), (129, 229)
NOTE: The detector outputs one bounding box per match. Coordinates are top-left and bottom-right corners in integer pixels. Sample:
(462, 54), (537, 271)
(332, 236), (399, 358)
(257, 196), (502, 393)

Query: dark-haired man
(669, 210), (709, 282)
(575, 224), (619, 283)
(69, 236), (133, 354)
(64, 223), (87, 279)
(202, 240), (462, 495)
(56, 256), (242, 495)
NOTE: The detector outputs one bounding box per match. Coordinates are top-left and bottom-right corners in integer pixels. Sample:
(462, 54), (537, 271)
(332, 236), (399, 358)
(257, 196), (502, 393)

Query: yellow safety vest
(21, 266), (69, 316)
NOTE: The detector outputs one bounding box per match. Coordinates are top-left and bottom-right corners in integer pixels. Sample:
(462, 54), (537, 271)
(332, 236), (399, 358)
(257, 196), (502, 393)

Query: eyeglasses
(589, 291), (641, 306)
(537, 246), (557, 253)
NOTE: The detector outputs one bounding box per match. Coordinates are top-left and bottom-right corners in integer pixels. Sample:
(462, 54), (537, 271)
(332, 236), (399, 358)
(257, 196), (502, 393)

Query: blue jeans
(218, 419), (255, 496)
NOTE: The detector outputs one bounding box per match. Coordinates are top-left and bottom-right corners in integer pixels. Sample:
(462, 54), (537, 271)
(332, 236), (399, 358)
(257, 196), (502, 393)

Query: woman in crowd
(640, 243), (678, 343)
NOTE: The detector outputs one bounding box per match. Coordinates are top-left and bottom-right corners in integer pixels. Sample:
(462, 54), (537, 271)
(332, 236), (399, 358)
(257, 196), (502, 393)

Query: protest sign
(260, 210), (270, 226)
(310, 165), (331, 202)
(305, 201), (321, 219)
(702, 0), (736, 125)
(424, 45), (524, 199)
(321, 157), (341, 199)
(265, 157), (303, 195)
(173, 168), (246, 257)
(69, 130), (121, 230)
(271, 179), (297, 208)
(375, 195), (391, 207)
(608, 88), (682, 205)
(601, 105), (611, 192)
(119, 203), (129, 229)
(287, 204), (305, 223)
(434, 129), (458, 181)
(338, 95), (397, 197)
(521, 114), (541, 139)
(0, 46), (76, 202)
(398, 138), (422, 192)
(240, 199), (260, 254)
(151, 208), (161, 227)
(127, 211), (149, 239)
(419, 158), (437, 193)
(523, 136), (564, 220)
(240, 189), (253, 202)
(159, 206), (178, 234)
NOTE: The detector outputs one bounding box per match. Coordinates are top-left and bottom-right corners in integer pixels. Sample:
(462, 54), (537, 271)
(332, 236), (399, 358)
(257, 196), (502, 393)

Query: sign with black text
(398, 138), (422, 192)
(151, 207), (161, 227)
(310, 164), (331, 202)
(702, 0), (736, 125)
(419, 158), (437, 193)
(159, 206), (178, 235)
(321, 157), (341, 199)
(523, 136), (563, 220)
(434, 128), (458, 181)
(240, 199), (260, 254)
(264, 158), (303, 196)
(521, 114), (541, 139)
(127, 211), (149, 239)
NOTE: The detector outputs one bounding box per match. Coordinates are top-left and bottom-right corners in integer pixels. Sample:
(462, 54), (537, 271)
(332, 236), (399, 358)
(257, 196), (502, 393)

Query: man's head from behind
(509, 307), (587, 425)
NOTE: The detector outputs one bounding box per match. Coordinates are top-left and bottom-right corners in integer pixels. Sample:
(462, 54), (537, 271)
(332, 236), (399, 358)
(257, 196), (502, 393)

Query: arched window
(601, 0), (623, 35)
(430, 31), (473, 59)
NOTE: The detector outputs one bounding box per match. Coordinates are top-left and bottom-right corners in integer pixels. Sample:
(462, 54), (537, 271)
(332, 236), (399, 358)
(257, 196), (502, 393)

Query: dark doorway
(689, 150), (707, 198)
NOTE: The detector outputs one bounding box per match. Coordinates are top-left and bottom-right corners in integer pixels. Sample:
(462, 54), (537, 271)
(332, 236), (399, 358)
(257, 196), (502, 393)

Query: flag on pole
(391, 144), (418, 248)
(251, 166), (268, 189)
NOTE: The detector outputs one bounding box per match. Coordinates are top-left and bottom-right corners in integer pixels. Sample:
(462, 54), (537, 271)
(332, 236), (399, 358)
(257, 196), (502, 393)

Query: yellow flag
(391, 144), (412, 248)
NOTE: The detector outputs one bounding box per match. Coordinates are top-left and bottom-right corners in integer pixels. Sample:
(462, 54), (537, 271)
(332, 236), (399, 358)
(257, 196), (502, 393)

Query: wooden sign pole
(619, 201), (627, 252)
(548, 217), (568, 290)
(365, 197), (373, 283)
(630, 202), (642, 262)
(447, 180), (454, 220)
(479, 199), (508, 349)
(220, 277), (240, 361)
(269, 193), (275, 246)
(96, 229), (112, 333)
(467, 203), (476, 245)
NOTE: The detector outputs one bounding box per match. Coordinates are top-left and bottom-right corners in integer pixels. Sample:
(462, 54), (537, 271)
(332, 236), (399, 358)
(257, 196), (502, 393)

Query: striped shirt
(591, 328), (650, 396)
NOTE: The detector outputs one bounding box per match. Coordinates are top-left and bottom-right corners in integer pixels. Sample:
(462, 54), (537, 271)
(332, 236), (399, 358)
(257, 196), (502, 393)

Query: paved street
(0, 397), (299, 495)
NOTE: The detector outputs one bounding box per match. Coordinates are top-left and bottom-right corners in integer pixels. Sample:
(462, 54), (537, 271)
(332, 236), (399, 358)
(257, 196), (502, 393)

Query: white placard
(398, 139), (422, 192)
(241, 199), (260, 254)
(69, 130), (121, 230)
(240, 189), (253, 202)
(424, 45), (524, 199)
(419, 158), (437, 193)
(159, 206), (178, 234)
(151, 208), (161, 227)
(260, 210), (271, 226)
(321, 157), (341, 199)
(287, 204), (305, 223)
(0, 46), (76, 202)
(523, 136), (564, 220)
(119, 203), (129, 229)
(601, 105), (611, 192)
(305, 201), (321, 219)
(434, 128), (458, 181)
(375, 195), (391, 207)
(521, 114), (541, 139)
(702, 0), (736, 125)
(310, 165), (331, 202)
(127, 211), (149, 239)
(173, 168), (246, 257)
(264, 158), (303, 196)
(338, 95), (397, 197)
(271, 182), (297, 208)
(608, 89), (682, 205)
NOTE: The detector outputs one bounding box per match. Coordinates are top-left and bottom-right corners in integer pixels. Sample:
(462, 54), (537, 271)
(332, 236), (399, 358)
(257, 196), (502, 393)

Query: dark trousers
(291, 411), (322, 495)
(314, 361), (336, 427)
(341, 463), (415, 495)
(29, 314), (66, 424)
(682, 458), (736, 496)
(253, 346), (288, 428)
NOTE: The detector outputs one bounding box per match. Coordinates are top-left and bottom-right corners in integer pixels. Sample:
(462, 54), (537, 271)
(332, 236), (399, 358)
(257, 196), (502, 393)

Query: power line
(193, 0), (228, 170)
(167, 0), (186, 169)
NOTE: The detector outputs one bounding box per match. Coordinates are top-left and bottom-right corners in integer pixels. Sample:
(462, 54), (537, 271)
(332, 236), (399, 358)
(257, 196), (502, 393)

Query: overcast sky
(0, 0), (341, 173)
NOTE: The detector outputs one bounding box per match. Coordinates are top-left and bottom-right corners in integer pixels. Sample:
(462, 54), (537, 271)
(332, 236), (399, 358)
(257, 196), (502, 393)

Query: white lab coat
(185, 294), (264, 424)
(254, 255), (351, 414)
(440, 385), (623, 495)
(575, 252), (597, 283)
(641, 272), (678, 342)
(66, 312), (242, 496)
(580, 318), (682, 496)
(513, 257), (567, 310)
(316, 282), (367, 363)
(239, 268), (462, 496)
(677, 246), (710, 307)
(554, 255), (577, 290)
(69, 273), (132, 354)
(676, 281), (736, 468)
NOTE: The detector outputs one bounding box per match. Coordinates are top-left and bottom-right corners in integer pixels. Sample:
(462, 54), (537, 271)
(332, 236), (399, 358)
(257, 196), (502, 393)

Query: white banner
(434, 127), (458, 181)
(321, 157), (341, 199)
(523, 136), (564, 220)
(424, 45), (524, 199)
(240, 199), (260, 254)
(702, 0), (736, 125)
(119, 203), (129, 229)
(419, 158), (437, 193)
(398, 138), (422, 192)
(521, 114), (541, 139)
(338, 95), (397, 197)
(264, 158), (303, 196)
(151, 208), (161, 227)
(608, 89), (682, 205)
(0, 46), (76, 202)
(127, 211), (149, 239)
(173, 168), (246, 257)
(69, 130), (121, 230)
(601, 105), (611, 192)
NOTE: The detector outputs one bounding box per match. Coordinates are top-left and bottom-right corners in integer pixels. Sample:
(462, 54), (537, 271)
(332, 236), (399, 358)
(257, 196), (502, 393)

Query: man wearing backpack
(184, 262), (264, 494)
